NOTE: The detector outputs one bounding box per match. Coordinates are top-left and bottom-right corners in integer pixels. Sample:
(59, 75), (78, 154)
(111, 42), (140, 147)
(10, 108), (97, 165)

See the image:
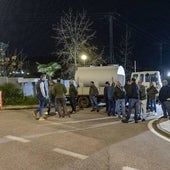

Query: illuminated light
(167, 72), (170, 77)
(81, 54), (87, 66)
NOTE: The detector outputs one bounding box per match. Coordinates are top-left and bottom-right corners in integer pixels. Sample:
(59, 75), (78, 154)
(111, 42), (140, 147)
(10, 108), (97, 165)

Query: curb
(152, 118), (170, 139)
(2, 105), (38, 110)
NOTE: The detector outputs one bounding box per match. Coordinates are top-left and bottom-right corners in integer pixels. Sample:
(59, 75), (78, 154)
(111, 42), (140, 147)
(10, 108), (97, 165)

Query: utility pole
(159, 42), (163, 68)
(109, 14), (114, 64)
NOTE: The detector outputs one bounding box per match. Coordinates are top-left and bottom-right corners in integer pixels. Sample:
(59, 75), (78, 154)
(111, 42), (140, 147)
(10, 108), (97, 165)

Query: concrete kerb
(151, 118), (170, 139)
(2, 105), (38, 110)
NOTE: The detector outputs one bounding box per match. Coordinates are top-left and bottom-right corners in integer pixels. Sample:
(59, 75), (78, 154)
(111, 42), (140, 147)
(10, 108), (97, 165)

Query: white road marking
(90, 121), (120, 128)
(0, 137), (12, 144)
(53, 148), (88, 160)
(148, 120), (170, 143)
(65, 116), (114, 124)
(5, 135), (30, 143)
(122, 166), (138, 170)
(0, 116), (121, 144)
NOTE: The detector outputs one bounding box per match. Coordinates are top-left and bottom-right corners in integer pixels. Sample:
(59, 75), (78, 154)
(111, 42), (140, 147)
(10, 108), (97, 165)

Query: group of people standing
(104, 78), (162, 123)
(33, 74), (78, 120)
(33, 74), (170, 122)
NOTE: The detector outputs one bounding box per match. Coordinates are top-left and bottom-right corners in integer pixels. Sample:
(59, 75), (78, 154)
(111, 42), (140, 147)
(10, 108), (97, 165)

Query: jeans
(56, 98), (68, 117)
(47, 95), (57, 113)
(163, 101), (170, 117)
(149, 99), (157, 112)
(37, 96), (46, 117)
(89, 96), (98, 110)
(161, 102), (167, 117)
(126, 98), (140, 121)
(140, 99), (147, 119)
(108, 99), (115, 115)
(115, 99), (126, 116)
(69, 97), (77, 111)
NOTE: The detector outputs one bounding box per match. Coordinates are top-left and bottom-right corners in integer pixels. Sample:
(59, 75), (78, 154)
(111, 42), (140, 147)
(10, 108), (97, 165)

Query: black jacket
(159, 85), (170, 102)
(129, 82), (139, 99)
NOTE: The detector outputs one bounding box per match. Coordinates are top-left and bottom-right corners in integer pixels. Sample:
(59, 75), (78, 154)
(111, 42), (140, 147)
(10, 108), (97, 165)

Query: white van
(131, 71), (162, 93)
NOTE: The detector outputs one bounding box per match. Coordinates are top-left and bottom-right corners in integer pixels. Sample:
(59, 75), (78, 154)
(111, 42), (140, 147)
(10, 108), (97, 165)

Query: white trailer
(75, 65), (125, 108)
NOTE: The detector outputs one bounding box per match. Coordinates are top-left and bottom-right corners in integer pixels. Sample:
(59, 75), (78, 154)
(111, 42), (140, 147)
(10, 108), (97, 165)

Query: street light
(81, 54), (87, 67)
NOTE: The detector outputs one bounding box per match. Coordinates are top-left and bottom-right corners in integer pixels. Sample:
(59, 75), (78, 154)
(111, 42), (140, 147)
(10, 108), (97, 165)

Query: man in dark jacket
(114, 81), (126, 117)
(147, 82), (158, 113)
(159, 79), (170, 118)
(69, 80), (78, 113)
(122, 78), (140, 123)
(105, 81), (116, 116)
(89, 81), (99, 112)
(53, 78), (70, 118)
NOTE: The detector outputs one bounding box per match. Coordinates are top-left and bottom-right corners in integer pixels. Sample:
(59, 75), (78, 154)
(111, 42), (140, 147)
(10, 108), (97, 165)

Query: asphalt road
(0, 106), (169, 170)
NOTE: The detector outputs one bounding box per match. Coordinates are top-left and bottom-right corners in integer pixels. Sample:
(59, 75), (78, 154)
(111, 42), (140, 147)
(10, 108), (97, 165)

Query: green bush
(0, 83), (39, 105)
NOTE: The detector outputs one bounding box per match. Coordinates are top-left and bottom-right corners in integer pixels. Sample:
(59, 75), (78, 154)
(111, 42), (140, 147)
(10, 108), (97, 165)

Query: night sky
(0, 0), (170, 74)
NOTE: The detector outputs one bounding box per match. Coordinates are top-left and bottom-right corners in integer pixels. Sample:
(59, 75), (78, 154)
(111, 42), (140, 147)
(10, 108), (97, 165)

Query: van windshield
(145, 73), (158, 82)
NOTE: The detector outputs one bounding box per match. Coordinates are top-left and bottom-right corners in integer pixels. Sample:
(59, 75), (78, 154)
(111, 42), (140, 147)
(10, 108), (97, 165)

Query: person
(45, 79), (58, 115)
(53, 78), (70, 118)
(33, 74), (47, 120)
(159, 79), (170, 118)
(104, 82), (109, 113)
(105, 81), (116, 116)
(122, 78), (140, 123)
(69, 79), (78, 113)
(124, 79), (131, 105)
(114, 81), (126, 118)
(147, 82), (158, 114)
(89, 81), (99, 112)
(138, 80), (147, 121)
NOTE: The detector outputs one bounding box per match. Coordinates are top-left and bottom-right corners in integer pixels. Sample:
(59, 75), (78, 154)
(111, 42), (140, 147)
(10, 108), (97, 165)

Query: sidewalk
(157, 118), (170, 134)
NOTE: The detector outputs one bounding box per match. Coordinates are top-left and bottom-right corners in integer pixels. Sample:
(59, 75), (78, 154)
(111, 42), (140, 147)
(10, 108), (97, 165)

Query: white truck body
(75, 65), (125, 107)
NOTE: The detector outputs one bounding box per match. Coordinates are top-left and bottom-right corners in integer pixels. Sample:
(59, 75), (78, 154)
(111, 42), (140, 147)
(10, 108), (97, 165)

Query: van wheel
(78, 96), (90, 108)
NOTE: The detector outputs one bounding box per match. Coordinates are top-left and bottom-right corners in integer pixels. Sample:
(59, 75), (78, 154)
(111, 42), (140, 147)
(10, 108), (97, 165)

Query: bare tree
(0, 49), (27, 77)
(52, 9), (105, 78)
(118, 25), (133, 75)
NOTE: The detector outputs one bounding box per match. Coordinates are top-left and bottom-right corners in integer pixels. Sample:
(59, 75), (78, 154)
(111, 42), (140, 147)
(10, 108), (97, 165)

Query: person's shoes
(32, 111), (39, 120)
(153, 112), (157, 115)
(122, 119), (128, 123)
(161, 115), (168, 118)
(91, 109), (95, 112)
(142, 118), (145, 121)
(44, 112), (49, 115)
(135, 120), (138, 123)
(97, 109), (99, 112)
(70, 110), (76, 114)
(138, 117), (141, 120)
(39, 117), (46, 121)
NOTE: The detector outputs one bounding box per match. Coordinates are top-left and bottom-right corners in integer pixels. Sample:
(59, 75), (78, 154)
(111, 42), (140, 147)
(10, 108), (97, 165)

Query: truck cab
(131, 71), (162, 93)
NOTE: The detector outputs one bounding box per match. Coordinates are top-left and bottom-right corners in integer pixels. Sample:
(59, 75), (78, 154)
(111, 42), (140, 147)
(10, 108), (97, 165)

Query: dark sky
(0, 0), (170, 72)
